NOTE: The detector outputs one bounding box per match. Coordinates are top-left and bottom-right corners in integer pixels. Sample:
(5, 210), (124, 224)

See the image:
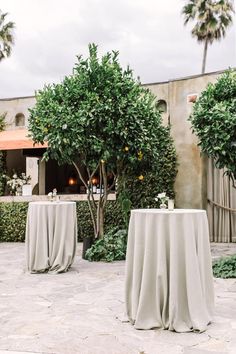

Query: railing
(208, 199), (236, 212)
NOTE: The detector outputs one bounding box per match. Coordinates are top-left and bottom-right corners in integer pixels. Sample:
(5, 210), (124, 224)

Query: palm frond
(0, 9), (15, 61)
(182, 0), (234, 43)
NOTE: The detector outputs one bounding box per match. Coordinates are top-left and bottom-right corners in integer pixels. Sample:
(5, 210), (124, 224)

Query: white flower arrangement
(5, 172), (31, 195)
(48, 188), (58, 201)
(155, 192), (169, 206)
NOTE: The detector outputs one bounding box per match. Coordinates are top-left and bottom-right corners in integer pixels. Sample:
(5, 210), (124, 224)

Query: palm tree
(182, 0), (234, 74)
(0, 10), (15, 61)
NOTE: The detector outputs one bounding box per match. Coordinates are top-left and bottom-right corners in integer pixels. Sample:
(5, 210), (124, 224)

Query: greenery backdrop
(189, 70), (236, 183)
(0, 201), (124, 243)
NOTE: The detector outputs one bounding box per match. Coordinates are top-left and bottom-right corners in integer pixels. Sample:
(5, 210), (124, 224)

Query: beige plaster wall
(0, 96), (36, 130)
(26, 157), (39, 193)
(146, 71), (222, 208)
(145, 81), (169, 126)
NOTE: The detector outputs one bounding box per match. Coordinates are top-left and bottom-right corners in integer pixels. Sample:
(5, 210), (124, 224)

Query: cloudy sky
(0, 0), (235, 99)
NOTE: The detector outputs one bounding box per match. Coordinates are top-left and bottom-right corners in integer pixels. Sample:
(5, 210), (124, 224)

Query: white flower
(5, 172), (31, 195)
(62, 124), (67, 130)
(157, 192), (166, 198)
(155, 192), (169, 204)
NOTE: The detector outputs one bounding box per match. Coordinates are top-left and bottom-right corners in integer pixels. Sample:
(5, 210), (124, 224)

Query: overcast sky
(0, 0), (235, 99)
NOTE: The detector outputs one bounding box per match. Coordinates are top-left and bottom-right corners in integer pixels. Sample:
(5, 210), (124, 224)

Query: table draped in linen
(125, 209), (215, 332)
(25, 201), (77, 274)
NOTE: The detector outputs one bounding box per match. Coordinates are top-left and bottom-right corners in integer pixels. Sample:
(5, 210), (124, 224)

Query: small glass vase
(15, 187), (22, 196)
(160, 203), (167, 209)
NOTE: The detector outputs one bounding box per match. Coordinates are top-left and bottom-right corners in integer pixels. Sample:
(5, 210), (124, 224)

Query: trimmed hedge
(0, 200), (124, 242)
(0, 202), (28, 242)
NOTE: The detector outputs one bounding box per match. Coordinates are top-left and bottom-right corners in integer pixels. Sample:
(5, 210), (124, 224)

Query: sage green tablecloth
(125, 209), (215, 332)
(26, 201), (77, 274)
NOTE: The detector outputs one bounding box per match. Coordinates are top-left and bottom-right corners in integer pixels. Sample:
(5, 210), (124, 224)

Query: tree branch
(72, 161), (97, 237)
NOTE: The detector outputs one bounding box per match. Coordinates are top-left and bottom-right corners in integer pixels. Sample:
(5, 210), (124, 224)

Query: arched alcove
(156, 99), (167, 113)
(15, 113), (25, 127)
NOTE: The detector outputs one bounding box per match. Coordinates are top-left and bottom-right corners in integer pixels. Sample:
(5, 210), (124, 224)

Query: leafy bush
(118, 134), (177, 212)
(190, 69), (236, 181)
(0, 201), (125, 242)
(76, 200), (124, 240)
(85, 227), (127, 262)
(212, 255), (236, 278)
(0, 112), (6, 132)
(0, 202), (28, 242)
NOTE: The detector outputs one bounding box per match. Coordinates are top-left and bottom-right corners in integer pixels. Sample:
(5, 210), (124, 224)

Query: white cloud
(0, 0), (235, 98)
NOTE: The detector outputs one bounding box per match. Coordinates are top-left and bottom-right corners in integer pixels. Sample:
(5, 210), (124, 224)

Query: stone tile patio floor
(0, 242), (235, 354)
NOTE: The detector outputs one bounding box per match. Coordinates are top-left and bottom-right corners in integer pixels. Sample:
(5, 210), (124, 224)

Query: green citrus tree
(189, 69), (236, 184)
(29, 44), (177, 239)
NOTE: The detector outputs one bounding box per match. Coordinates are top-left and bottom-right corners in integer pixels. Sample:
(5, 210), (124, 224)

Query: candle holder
(168, 199), (174, 211)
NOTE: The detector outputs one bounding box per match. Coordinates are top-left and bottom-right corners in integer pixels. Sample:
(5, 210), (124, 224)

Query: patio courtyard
(0, 242), (235, 354)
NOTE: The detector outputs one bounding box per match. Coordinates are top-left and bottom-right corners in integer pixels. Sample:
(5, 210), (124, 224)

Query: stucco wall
(146, 71), (222, 208)
(0, 96), (36, 130)
(146, 81), (169, 126)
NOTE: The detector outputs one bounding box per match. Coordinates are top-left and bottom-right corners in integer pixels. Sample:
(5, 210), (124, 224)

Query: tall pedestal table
(26, 201), (77, 274)
(125, 209), (215, 332)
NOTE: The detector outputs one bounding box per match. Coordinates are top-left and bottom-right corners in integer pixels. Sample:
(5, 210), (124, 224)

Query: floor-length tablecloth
(125, 209), (215, 332)
(25, 201), (77, 273)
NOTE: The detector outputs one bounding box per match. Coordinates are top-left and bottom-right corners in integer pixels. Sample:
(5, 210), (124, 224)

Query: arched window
(15, 113), (25, 127)
(156, 99), (167, 113)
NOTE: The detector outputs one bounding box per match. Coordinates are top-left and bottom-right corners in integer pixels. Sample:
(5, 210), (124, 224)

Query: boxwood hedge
(0, 200), (124, 242)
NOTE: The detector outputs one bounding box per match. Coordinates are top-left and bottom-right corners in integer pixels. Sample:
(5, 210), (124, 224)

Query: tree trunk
(202, 39), (208, 74)
(98, 204), (104, 237)
(73, 160), (109, 240)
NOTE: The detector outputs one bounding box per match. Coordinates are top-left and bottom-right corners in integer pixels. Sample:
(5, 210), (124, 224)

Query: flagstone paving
(0, 242), (235, 354)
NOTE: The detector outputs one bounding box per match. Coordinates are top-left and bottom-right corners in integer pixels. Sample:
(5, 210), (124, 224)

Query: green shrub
(212, 255), (236, 278)
(190, 70), (236, 181)
(0, 202), (28, 242)
(118, 136), (177, 211)
(104, 202), (125, 233)
(76, 200), (124, 240)
(0, 200), (125, 242)
(85, 227), (127, 262)
(76, 202), (94, 240)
